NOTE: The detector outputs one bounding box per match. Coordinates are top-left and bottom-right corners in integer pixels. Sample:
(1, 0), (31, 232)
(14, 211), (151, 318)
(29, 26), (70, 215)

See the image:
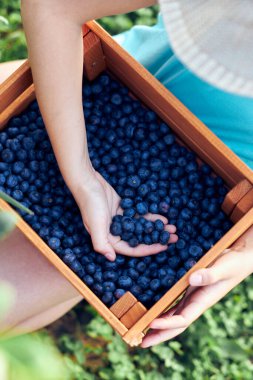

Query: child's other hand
(73, 170), (177, 261)
(141, 226), (253, 347)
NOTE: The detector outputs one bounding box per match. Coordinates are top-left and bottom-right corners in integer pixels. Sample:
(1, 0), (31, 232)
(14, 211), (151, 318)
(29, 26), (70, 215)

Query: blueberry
(48, 237), (61, 250)
(122, 217), (135, 233)
(144, 221), (154, 234)
(103, 281), (116, 293)
(6, 175), (18, 188)
(151, 230), (159, 243)
(164, 134), (175, 145)
(22, 137), (35, 150)
(184, 258), (197, 270)
(127, 175), (141, 188)
(159, 231), (170, 245)
(189, 244), (203, 258)
(150, 279), (161, 291)
(123, 208), (136, 217)
(154, 219), (164, 232)
(120, 198), (134, 209)
(128, 237), (139, 247)
(168, 255), (180, 269)
(159, 201), (170, 214)
(111, 93), (122, 105)
(176, 239), (186, 250)
(118, 276), (132, 288)
(136, 261), (146, 273)
(201, 225), (213, 238)
(150, 158), (162, 172)
(136, 202), (148, 215)
(110, 222), (122, 236)
(128, 268), (139, 280)
(138, 276), (150, 290)
(177, 268), (187, 279)
(1, 149), (15, 163)
(149, 203), (159, 214)
(104, 271), (118, 281)
(114, 289), (126, 299)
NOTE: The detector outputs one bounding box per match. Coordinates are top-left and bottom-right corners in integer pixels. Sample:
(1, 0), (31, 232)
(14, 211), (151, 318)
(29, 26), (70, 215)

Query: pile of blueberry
(0, 72), (232, 308)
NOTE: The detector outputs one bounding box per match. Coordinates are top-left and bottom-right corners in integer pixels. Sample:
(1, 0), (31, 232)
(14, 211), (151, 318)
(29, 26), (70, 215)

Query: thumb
(189, 267), (222, 286)
(189, 243), (247, 287)
(87, 219), (116, 262)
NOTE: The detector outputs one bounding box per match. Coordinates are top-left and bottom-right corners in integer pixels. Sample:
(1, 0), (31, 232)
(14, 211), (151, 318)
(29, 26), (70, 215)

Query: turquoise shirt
(114, 15), (253, 170)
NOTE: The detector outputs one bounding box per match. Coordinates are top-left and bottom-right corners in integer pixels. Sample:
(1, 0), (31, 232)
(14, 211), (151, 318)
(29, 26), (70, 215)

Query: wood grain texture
(110, 292), (137, 319)
(0, 60), (32, 115)
(123, 208), (253, 345)
(222, 179), (253, 215)
(86, 21), (253, 188)
(0, 199), (128, 337)
(230, 188), (253, 223)
(120, 302), (147, 329)
(83, 31), (106, 81)
(0, 84), (35, 129)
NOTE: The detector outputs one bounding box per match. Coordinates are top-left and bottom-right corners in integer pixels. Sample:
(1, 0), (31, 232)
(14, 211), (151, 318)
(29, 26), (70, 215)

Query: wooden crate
(1, 21), (253, 347)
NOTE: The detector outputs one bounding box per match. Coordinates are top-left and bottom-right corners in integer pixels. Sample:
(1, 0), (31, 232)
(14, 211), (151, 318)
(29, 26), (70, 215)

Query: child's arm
(142, 226), (253, 347)
(21, 1), (177, 261)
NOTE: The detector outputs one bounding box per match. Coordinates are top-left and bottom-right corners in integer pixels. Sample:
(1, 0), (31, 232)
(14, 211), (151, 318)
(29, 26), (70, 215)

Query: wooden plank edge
(0, 60), (32, 113)
(120, 302), (147, 329)
(110, 291), (137, 319)
(123, 208), (253, 345)
(0, 84), (36, 129)
(0, 199), (127, 336)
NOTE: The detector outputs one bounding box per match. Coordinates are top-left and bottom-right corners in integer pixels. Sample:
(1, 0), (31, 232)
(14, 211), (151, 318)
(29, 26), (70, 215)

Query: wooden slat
(110, 292), (137, 319)
(0, 60), (32, 115)
(83, 31), (106, 81)
(230, 189), (253, 223)
(0, 199), (128, 337)
(0, 84), (36, 129)
(120, 302), (147, 329)
(122, 208), (253, 346)
(87, 21), (253, 188)
(222, 179), (253, 215)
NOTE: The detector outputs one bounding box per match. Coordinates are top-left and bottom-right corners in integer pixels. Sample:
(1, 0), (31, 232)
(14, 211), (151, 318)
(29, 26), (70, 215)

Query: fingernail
(190, 273), (202, 286)
(105, 253), (115, 261)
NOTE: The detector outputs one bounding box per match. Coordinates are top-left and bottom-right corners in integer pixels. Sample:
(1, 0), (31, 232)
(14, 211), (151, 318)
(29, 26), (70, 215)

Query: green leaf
(0, 211), (16, 240)
(0, 15), (8, 25)
(0, 191), (34, 215)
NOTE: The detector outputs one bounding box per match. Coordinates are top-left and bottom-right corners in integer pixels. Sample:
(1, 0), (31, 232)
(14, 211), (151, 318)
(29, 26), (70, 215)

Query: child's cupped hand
(74, 170), (178, 261)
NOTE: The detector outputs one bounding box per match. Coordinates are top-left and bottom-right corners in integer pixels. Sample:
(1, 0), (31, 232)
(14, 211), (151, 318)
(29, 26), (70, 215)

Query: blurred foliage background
(1, 1), (253, 380)
(0, 0), (159, 62)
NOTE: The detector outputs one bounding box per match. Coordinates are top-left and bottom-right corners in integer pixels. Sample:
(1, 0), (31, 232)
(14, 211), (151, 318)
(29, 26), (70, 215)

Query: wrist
(66, 159), (97, 197)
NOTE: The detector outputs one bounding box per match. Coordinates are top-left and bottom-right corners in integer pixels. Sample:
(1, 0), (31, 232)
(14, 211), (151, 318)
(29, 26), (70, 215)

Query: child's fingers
(141, 327), (186, 348)
(189, 248), (245, 286)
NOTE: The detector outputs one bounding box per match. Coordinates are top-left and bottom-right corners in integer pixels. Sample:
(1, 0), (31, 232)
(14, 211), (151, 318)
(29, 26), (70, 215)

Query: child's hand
(141, 226), (253, 347)
(73, 170), (177, 261)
